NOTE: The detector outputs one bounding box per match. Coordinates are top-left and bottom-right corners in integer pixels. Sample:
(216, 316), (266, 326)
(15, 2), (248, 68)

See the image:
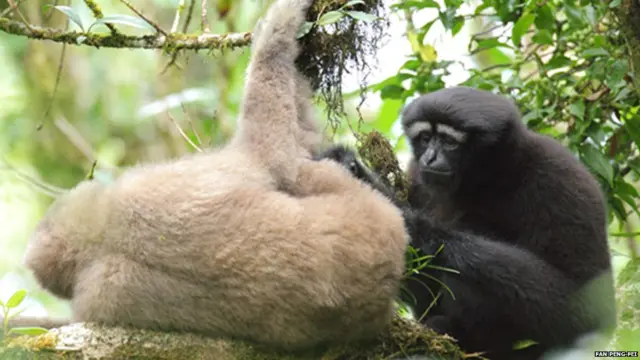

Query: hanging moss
(296, 0), (388, 127)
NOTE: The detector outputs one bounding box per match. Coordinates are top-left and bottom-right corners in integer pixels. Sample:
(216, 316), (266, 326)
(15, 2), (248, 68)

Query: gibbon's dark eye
(440, 135), (459, 149)
(348, 161), (359, 176)
(418, 131), (432, 146)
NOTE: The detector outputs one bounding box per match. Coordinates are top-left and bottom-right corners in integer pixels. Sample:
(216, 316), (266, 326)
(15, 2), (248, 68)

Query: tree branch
(0, 17), (252, 49)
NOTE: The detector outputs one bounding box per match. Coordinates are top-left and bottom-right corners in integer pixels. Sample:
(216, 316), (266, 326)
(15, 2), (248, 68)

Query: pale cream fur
(20, 0), (408, 351)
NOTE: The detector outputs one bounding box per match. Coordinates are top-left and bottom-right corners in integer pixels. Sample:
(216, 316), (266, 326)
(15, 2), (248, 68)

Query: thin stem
(170, 0), (186, 33)
(201, 0), (209, 33)
(119, 0), (168, 36)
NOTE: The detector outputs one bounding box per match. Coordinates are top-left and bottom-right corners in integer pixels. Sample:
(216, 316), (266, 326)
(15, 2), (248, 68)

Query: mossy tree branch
(0, 17), (252, 49)
(1, 318), (476, 360)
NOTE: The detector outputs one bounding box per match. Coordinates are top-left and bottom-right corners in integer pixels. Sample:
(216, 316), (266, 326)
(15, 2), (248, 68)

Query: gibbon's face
(404, 121), (468, 187)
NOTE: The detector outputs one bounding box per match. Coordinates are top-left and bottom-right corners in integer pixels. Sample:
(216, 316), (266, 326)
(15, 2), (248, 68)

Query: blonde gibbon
(8, 0), (408, 351)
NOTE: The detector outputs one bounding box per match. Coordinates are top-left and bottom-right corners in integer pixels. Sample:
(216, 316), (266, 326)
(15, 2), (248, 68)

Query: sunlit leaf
(296, 21), (314, 39)
(451, 16), (465, 36)
(564, 4), (585, 24)
(609, 0), (622, 7)
(344, 11), (379, 23)
(512, 13), (535, 47)
(392, 0), (439, 9)
(341, 0), (365, 8)
(88, 15), (155, 32)
(534, 4), (555, 31)
(52, 5), (85, 31)
(605, 59), (629, 91)
(569, 100), (585, 119)
(380, 84), (405, 100)
(513, 339), (538, 350)
(546, 55), (571, 70)
(317, 11), (344, 26)
(6, 290), (27, 309)
(8, 327), (49, 336)
(532, 29), (553, 45)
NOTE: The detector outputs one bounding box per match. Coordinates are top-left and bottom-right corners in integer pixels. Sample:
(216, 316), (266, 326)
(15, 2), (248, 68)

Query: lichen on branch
(0, 17), (251, 50)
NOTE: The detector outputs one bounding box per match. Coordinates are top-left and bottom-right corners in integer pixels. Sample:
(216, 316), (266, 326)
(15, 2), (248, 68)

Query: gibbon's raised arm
(318, 87), (616, 360)
(15, 0), (408, 351)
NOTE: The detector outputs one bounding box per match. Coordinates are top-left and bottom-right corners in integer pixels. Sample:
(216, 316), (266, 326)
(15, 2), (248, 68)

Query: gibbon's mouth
(420, 169), (454, 186)
(421, 168), (454, 177)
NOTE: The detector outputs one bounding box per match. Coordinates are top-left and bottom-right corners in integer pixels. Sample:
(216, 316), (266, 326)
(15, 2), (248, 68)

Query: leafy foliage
(375, 0), (639, 227)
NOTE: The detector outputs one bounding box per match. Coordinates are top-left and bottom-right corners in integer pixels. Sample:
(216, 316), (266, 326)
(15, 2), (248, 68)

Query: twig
(170, 0), (186, 33)
(162, 0), (189, 72)
(0, 157), (66, 197)
(53, 117), (97, 162)
(180, 103), (203, 146)
(182, 0), (196, 33)
(201, 0), (209, 33)
(43, 0), (60, 21)
(0, 0), (24, 18)
(39, 42), (67, 130)
(119, 0), (168, 36)
(6, 0), (32, 32)
(0, 17), (252, 50)
(167, 112), (203, 152)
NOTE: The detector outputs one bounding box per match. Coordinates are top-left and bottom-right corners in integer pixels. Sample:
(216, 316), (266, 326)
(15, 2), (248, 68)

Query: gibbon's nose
(421, 148), (437, 166)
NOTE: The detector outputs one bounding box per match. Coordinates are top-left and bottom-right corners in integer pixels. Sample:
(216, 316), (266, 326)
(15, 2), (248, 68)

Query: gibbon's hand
(313, 145), (362, 178)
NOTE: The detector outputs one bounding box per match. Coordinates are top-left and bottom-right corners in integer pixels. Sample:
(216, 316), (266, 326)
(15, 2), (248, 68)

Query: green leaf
(8, 327), (49, 336)
(513, 339), (538, 350)
(88, 15), (155, 32)
(534, 4), (555, 31)
(546, 55), (571, 70)
(605, 59), (629, 91)
(317, 11), (345, 26)
(532, 29), (553, 45)
(581, 145), (613, 186)
(52, 5), (85, 31)
(380, 84), (405, 100)
(582, 47), (609, 58)
(609, 0), (622, 7)
(341, 0), (365, 8)
(609, 196), (627, 222)
(512, 13), (536, 47)
(569, 100), (585, 119)
(564, 4), (585, 25)
(6, 290), (27, 309)
(624, 115), (640, 152)
(344, 11), (379, 23)
(451, 16), (465, 36)
(296, 21), (314, 39)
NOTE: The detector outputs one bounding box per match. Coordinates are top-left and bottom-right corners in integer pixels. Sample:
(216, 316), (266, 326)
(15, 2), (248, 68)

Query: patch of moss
(358, 131), (409, 204)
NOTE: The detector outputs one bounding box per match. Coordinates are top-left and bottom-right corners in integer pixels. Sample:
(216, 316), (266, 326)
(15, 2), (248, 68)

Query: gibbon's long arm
(231, 3), (305, 187)
(405, 213), (602, 345)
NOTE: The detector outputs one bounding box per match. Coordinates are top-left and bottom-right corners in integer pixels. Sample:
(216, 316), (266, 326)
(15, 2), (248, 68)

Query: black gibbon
(317, 86), (617, 360)
(8, 0), (408, 351)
